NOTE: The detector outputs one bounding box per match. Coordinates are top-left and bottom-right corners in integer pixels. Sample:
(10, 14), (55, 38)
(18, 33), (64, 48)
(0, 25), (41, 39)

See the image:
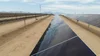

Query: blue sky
(0, 0), (100, 14)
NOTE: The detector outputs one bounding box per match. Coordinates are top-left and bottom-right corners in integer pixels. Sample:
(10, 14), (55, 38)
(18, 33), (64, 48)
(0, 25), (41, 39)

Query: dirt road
(0, 15), (53, 56)
(60, 16), (100, 56)
(0, 15), (48, 37)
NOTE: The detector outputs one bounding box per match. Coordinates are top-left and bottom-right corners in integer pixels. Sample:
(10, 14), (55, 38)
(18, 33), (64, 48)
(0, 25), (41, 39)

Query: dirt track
(60, 16), (100, 56)
(0, 16), (48, 37)
(0, 16), (53, 56)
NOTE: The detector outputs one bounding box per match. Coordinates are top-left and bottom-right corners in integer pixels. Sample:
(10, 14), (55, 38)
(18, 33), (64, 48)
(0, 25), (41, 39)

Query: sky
(0, 0), (100, 14)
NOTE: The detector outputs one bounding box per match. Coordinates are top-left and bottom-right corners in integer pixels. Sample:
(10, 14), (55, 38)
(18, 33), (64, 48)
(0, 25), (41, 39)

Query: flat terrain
(66, 14), (100, 27)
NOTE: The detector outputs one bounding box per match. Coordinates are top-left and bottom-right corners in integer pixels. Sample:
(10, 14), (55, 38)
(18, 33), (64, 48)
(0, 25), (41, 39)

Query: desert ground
(0, 15), (53, 56)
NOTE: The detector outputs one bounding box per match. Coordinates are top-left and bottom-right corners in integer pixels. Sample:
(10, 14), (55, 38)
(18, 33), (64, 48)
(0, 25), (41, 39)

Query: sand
(0, 15), (53, 56)
(60, 16), (100, 56)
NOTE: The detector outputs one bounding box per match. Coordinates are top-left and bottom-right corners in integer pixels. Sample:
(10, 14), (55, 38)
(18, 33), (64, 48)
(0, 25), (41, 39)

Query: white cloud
(22, 0), (45, 3)
(0, 0), (11, 2)
(42, 4), (100, 14)
(0, 0), (99, 14)
(0, 0), (96, 3)
(23, 0), (34, 2)
(0, 0), (95, 3)
(45, 0), (95, 3)
(23, 0), (29, 2)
